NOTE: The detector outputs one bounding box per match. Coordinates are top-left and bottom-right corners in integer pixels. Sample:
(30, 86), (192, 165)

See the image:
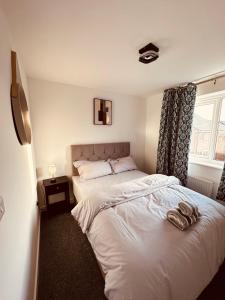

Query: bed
(70, 142), (225, 300)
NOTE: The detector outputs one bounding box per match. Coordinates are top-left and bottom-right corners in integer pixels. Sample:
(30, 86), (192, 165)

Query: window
(189, 90), (225, 167)
(215, 99), (225, 161)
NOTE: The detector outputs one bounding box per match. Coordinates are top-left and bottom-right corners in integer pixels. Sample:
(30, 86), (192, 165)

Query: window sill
(189, 159), (224, 170)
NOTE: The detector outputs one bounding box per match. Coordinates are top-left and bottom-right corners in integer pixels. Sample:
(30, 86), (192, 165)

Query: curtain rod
(193, 71), (225, 86)
(166, 71), (225, 91)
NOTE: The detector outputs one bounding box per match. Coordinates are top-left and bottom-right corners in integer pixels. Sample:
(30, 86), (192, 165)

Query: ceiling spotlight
(139, 43), (159, 64)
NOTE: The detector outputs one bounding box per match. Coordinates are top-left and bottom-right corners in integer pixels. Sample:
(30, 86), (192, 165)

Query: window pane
(215, 99), (225, 161)
(190, 103), (214, 157)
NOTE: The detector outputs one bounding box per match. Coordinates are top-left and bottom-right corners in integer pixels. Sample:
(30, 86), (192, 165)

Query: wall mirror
(10, 51), (31, 145)
(93, 98), (112, 125)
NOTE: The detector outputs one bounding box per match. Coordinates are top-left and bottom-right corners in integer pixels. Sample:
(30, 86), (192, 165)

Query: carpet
(38, 212), (106, 300)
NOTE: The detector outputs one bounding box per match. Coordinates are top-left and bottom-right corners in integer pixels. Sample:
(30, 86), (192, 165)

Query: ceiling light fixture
(139, 43), (159, 64)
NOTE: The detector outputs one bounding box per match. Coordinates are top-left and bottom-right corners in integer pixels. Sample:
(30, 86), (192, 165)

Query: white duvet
(71, 174), (225, 300)
(72, 170), (147, 202)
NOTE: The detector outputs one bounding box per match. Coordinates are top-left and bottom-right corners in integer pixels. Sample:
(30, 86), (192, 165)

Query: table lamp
(48, 164), (56, 183)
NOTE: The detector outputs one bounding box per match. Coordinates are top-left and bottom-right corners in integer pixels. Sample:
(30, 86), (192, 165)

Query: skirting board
(33, 211), (41, 300)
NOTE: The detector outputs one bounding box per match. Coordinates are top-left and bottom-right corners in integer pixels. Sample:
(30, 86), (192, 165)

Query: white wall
(145, 77), (225, 198)
(145, 93), (162, 174)
(0, 7), (38, 300)
(28, 78), (146, 204)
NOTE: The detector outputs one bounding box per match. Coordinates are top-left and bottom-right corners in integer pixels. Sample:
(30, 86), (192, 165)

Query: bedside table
(43, 176), (70, 213)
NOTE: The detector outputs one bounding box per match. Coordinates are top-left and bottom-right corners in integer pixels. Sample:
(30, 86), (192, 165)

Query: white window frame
(189, 90), (225, 169)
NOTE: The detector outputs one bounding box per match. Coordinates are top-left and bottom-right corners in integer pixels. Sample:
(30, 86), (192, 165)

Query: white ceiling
(1, 0), (225, 97)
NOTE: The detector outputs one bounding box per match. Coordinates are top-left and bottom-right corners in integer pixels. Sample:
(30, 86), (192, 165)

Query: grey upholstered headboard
(71, 142), (130, 175)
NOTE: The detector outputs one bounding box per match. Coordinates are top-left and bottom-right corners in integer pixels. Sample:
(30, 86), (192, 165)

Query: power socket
(0, 196), (5, 221)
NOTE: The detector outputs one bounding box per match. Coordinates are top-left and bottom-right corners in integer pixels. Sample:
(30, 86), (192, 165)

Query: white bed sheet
(72, 174), (225, 300)
(72, 170), (147, 203)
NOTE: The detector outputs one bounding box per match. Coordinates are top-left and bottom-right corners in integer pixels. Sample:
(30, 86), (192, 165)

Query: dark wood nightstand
(43, 176), (70, 213)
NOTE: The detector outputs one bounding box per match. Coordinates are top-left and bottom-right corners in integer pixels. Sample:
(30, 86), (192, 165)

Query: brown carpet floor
(38, 210), (225, 300)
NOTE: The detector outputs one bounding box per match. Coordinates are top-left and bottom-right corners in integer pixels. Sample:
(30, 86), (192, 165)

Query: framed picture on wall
(93, 98), (112, 125)
(10, 51), (32, 145)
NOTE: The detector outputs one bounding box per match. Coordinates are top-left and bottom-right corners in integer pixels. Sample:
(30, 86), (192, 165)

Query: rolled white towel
(178, 200), (200, 218)
(186, 200), (200, 218)
(178, 201), (193, 217)
(177, 208), (197, 225)
(167, 209), (190, 231)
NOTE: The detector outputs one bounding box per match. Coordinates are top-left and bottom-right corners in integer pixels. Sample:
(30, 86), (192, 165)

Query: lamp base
(50, 178), (56, 183)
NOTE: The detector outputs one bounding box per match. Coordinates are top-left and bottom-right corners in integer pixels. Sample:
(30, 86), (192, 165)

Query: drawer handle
(56, 186), (59, 190)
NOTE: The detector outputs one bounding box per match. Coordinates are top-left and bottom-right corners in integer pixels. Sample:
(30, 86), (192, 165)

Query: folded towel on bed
(188, 201), (200, 218)
(167, 209), (190, 231)
(167, 204), (199, 231)
(178, 200), (200, 218)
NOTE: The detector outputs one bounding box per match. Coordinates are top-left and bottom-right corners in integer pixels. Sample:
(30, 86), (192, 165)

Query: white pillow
(73, 160), (112, 180)
(73, 160), (97, 168)
(109, 156), (137, 174)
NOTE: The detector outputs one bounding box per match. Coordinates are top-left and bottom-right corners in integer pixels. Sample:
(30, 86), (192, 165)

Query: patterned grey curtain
(156, 83), (197, 185)
(217, 165), (225, 201)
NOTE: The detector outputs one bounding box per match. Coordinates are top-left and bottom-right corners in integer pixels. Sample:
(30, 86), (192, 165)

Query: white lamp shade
(48, 164), (56, 178)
